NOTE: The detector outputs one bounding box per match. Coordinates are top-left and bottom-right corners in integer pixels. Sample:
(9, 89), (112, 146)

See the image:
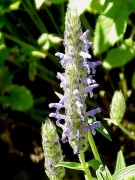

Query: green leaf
(103, 39), (135, 69)
(96, 166), (113, 180)
(55, 161), (83, 171)
(93, 0), (134, 55)
(0, 85), (34, 111)
(87, 159), (102, 170)
(114, 150), (126, 174)
(37, 33), (61, 51)
(113, 164), (135, 180)
(89, 0), (104, 14)
(0, 67), (13, 90)
(96, 124), (112, 141)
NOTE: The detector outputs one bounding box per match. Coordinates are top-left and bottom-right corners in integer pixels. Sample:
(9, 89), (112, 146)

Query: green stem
(118, 123), (135, 140)
(88, 131), (102, 162)
(78, 153), (93, 180)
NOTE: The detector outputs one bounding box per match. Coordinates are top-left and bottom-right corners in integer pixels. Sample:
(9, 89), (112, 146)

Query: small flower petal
(82, 84), (99, 98)
(85, 108), (101, 119)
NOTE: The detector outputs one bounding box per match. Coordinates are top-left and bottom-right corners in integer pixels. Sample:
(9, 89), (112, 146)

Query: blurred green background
(0, 0), (135, 179)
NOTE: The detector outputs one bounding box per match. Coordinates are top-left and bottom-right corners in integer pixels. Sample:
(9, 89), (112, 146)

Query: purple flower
(79, 30), (92, 53)
(49, 112), (67, 120)
(57, 72), (67, 89)
(85, 108), (101, 119)
(55, 52), (73, 68)
(82, 84), (99, 98)
(81, 76), (96, 85)
(79, 51), (91, 59)
(84, 121), (101, 135)
(87, 61), (102, 74)
(49, 103), (63, 111)
(61, 127), (72, 143)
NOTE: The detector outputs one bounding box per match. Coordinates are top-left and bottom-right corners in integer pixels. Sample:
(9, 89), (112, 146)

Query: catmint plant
(42, 1), (135, 179)
(49, 0), (101, 155)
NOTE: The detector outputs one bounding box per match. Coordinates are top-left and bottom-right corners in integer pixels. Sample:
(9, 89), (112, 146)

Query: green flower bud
(41, 119), (65, 180)
(110, 91), (126, 123)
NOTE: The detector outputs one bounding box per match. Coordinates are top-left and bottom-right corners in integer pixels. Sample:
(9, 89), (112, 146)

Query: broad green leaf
(0, 67), (13, 90)
(103, 39), (135, 69)
(114, 150), (126, 174)
(113, 164), (135, 180)
(0, 85), (34, 111)
(55, 161), (83, 171)
(93, 0), (134, 55)
(132, 72), (135, 90)
(87, 159), (102, 170)
(88, 0), (105, 14)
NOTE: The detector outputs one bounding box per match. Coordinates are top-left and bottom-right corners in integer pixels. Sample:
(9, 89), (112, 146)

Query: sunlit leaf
(9, 0), (21, 10)
(87, 159), (102, 170)
(113, 164), (135, 180)
(114, 150), (126, 174)
(103, 39), (135, 69)
(55, 161), (83, 170)
(93, 0), (135, 55)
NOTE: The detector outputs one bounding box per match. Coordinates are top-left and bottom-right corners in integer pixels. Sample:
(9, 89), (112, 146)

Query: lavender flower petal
(84, 121), (101, 135)
(82, 84), (99, 98)
(85, 108), (101, 119)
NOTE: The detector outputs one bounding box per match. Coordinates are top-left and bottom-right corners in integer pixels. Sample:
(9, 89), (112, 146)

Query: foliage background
(0, 0), (135, 179)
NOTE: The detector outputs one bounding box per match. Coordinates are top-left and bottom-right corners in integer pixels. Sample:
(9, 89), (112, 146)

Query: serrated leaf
(87, 159), (102, 170)
(113, 164), (135, 180)
(103, 39), (135, 69)
(0, 85), (34, 111)
(132, 72), (135, 90)
(93, 0), (134, 55)
(55, 161), (83, 171)
(114, 150), (126, 174)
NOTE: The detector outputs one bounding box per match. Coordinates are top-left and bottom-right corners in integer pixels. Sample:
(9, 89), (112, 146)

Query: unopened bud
(41, 118), (65, 180)
(110, 91), (126, 123)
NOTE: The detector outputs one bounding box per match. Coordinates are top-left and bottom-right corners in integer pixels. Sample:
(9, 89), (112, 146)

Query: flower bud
(110, 91), (126, 123)
(41, 119), (65, 180)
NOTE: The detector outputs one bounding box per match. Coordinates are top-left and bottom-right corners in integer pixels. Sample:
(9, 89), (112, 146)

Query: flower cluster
(41, 119), (65, 180)
(49, 1), (101, 154)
